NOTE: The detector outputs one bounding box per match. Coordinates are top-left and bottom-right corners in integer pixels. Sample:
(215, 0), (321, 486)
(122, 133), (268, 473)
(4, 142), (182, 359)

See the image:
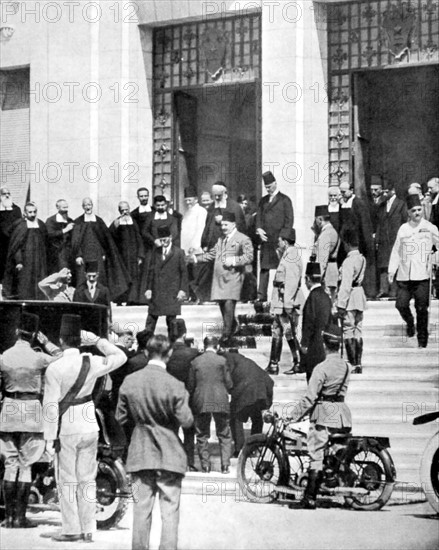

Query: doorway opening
(173, 81), (260, 210)
(352, 64), (439, 197)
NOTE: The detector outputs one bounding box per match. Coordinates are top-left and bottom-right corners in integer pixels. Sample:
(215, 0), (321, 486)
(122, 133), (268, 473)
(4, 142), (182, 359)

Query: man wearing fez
(312, 205), (340, 303)
(389, 194), (439, 348)
(39, 267), (75, 302)
(71, 197), (130, 302)
(142, 195), (180, 250)
(166, 318), (200, 471)
(145, 225), (188, 337)
(116, 334), (193, 550)
(43, 314), (126, 542)
(189, 210), (253, 345)
(0, 187), (22, 289)
(336, 227), (367, 374)
(256, 171), (294, 302)
(266, 228), (304, 376)
(109, 201), (145, 305)
(73, 259), (111, 307)
(0, 312), (60, 528)
(2, 202), (48, 300)
(45, 199), (75, 275)
(375, 183), (406, 299)
(300, 262), (332, 382)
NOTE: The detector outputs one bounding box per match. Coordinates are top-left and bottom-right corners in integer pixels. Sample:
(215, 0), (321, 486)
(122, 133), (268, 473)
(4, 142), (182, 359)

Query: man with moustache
(142, 195), (180, 249)
(327, 185), (341, 233)
(3, 202), (48, 300)
(0, 187), (22, 290)
(389, 194), (439, 348)
(38, 267), (75, 302)
(131, 187), (152, 235)
(45, 199), (75, 274)
(109, 201), (145, 305)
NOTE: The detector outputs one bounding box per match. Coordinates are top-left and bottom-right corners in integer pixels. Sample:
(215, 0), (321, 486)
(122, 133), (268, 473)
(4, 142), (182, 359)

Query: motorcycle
(237, 412), (396, 510)
(413, 411), (439, 513)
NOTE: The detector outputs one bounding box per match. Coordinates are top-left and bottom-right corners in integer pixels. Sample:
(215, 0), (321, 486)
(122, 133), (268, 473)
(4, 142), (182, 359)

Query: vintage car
(0, 300), (130, 529)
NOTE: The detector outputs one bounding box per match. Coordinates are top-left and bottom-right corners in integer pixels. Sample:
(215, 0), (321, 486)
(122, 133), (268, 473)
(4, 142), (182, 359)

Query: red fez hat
(184, 187), (197, 198)
(306, 262), (321, 277)
(157, 225), (171, 238)
(279, 227), (296, 243)
(19, 312), (39, 335)
(222, 210), (236, 223)
(60, 314), (81, 341)
(170, 318), (187, 340)
(315, 204), (329, 217)
(262, 171), (276, 185)
(85, 259), (99, 273)
(406, 194), (421, 210)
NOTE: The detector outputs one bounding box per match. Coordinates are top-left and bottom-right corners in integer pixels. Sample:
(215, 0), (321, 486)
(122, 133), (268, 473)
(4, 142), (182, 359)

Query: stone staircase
(112, 299), (439, 493)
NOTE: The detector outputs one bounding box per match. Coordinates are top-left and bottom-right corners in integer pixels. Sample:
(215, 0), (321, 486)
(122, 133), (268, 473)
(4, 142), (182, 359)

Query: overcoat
(146, 245), (189, 316)
(201, 199), (246, 250)
(45, 214), (74, 273)
(256, 192), (294, 269)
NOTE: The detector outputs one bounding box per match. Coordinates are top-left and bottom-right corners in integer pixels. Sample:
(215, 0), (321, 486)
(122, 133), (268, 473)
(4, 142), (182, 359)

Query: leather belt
(63, 395), (93, 406)
(328, 259), (337, 263)
(352, 283), (362, 287)
(320, 395), (345, 403)
(4, 391), (42, 401)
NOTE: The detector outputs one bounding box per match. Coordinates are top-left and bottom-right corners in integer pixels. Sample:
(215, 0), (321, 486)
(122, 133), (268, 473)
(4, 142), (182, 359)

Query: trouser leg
(195, 413), (211, 470)
(76, 433), (98, 535)
(230, 414), (245, 455)
(132, 470), (156, 550)
(395, 281), (415, 330)
(257, 269), (270, 301)
(182, 425), (196, 468)
(413, 280), (429, 346)
(213, 413), (232, 469)
(157, 471), (182, 550)
(249, 409), (263, 435)
(220, 300), (236, 338)
(165, 315), (177, 339)
(379, 269), (390, 295)
(57, 435), (81, 535)
(145, 313), (158, 334)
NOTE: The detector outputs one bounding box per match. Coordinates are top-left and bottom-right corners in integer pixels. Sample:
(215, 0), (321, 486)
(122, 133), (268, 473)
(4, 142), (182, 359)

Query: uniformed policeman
(0, 312), (60, 528)
(336, 226), (367, 374)
(286, 323), (352, 509)
(266, 228), (304, 375)
(388, 194), (439, 348)
(312, 205), (339, 303)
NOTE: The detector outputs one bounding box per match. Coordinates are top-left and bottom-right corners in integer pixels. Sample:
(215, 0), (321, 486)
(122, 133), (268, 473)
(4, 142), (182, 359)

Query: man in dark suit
(427, 177), (439, 298)
(142, 195), (180, 250)
(45, 199), (74, 275)
(166, 319), (200, 471)
(224, 349), (274, 456)
(116, 335), (193, 550)
(339, 182), (376, 298)
(301, 262), (332, 382)
(145, 225), (188, 337)
(130, 187), (152, 235)
(375, 184), (406, 298)
(256, 171), (294, 301)
(72, 259), (110, 307)
(187, 336), (233, 474)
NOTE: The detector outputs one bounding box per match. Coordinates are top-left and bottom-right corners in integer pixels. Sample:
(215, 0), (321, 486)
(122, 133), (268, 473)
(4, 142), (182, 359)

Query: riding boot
(1, 480), (17, 528)
(344, 338), (356, 367)
(12, 482), (37, 528)
(265, 338), (282, 375)
(284, 339), (302, 375)
(300, 470), (320, 509)
(353, 338), (363, 374)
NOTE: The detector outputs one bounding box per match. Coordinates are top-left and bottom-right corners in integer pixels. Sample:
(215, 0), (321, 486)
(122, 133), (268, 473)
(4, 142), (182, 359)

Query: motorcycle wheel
(420, 434), (439, 514)
(96, 457), (130, 529)
(237, 435), (288, 504)
(344, 446), (395, 511)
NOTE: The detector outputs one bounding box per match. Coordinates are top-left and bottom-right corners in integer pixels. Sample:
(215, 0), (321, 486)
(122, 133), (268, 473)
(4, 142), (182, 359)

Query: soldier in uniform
(0, 312), (60, 528)
(336, 226), (367, 374)
(312, 205), (339, 303)
(388, 194), (439, 348)
(286, 323), (352, 509)
(43, 315), (126, 542)
(266, 228), (304, 375)
(300, 262), (332, 382)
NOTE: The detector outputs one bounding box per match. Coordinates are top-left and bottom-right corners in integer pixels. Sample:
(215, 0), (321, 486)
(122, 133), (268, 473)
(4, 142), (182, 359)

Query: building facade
(1, 0), (438, 251)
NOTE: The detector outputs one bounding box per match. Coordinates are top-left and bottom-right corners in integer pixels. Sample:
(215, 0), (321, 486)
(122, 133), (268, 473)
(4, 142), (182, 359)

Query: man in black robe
(45, 199), (74, 274)
(71, 197), (130, 302)
(0, 187), (22, 287)
(3, 202), (48, 300)
(109, 201), (145, 305)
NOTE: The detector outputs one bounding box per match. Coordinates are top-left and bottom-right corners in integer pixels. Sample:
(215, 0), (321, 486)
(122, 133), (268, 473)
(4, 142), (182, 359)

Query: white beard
(0, 197), (13, 210)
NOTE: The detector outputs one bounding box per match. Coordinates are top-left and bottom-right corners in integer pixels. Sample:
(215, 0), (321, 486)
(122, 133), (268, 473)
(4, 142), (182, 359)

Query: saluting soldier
(312, 205), (339, 303)
(336, 226), (367, 374)
(266, 228), (304, 376)
(0, 313), (60, 528)
(388, 194), (439, 348)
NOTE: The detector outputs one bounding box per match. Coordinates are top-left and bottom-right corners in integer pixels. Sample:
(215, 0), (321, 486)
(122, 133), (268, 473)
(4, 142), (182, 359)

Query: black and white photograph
(0, 1), (438, 549)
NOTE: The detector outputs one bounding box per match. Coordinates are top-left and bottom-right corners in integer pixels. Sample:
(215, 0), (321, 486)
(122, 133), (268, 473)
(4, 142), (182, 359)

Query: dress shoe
(187, 465), (198, 472)
(351, 366), (362, 374)
(51, 534), (83, 542)
(201, 465), (211, 473)
(82, 533), (93, 543)
(265, 362), (279, 375)
(221, 466), (230, 474)
(406, 323), (415, 338)
(284, 364), (302, 375)
(376, 292), (389, 300)
(418, 342), (428, 348)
